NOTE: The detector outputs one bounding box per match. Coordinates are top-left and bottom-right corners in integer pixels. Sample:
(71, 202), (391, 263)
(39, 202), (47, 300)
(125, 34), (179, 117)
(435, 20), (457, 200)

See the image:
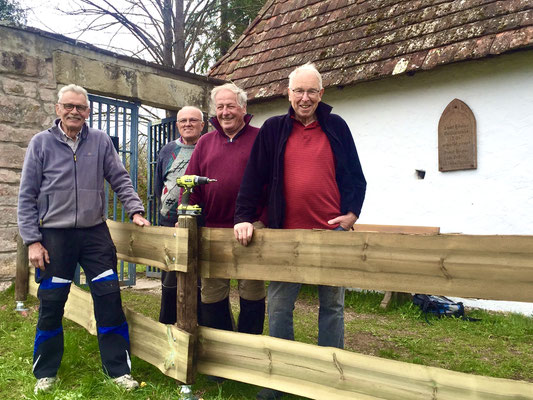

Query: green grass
(1, 282), (532, 399)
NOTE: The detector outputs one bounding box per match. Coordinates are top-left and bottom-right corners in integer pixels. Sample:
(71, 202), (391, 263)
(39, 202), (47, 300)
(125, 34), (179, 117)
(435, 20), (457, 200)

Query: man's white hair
(210, 83), (247, 111)
(57, 84), (89, 105)
(288, 62), (323, 90)
(177, 105), (204, 119)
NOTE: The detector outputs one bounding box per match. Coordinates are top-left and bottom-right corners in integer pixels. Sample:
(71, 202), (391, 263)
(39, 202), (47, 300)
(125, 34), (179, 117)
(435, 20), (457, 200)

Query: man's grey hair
(177, 105), (204, 119)
(288, 62), (323, 90)
(57, 84), (89, 105)
(210, 83), (247, 110)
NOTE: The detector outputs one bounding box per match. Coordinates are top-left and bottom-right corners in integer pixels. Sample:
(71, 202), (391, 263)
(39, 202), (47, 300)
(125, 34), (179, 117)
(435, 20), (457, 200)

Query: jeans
(267, 282), (345, 348)
(266, 225), (346, 349)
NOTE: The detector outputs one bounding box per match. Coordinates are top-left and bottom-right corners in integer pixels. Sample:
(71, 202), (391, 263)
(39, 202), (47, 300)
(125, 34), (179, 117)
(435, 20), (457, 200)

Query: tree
(0, 0), (26, 24)
(61, 0), (266, 74)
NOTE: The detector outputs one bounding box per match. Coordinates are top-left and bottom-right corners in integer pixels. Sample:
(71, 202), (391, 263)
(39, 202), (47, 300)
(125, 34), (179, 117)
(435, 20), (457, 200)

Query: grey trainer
(113, 374), (139, 390)
(34, 377), (57, 394)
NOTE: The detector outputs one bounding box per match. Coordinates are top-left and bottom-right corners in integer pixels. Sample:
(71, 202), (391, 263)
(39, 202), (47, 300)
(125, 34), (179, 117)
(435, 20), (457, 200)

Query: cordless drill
(176, 175), (216, 215)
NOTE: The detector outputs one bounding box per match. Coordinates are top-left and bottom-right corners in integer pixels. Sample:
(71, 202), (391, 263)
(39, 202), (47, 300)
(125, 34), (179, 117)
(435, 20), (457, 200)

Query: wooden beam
(197, 327), (533, 400)
(125, 308), (193, 383)
(353, 224), (440, 234)
(107, 220), (188, 272)
(200, 228), (533, 302)
(28, 269), (194, 383)
(352, 225), (440, 308)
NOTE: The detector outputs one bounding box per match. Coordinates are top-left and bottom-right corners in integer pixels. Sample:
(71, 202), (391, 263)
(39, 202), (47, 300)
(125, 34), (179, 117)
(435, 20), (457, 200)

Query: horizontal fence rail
(197, 327), (533, 400)
(108, 221), (533, 303)
(199, 228), (533, 303)
(107, 220), (189, 272)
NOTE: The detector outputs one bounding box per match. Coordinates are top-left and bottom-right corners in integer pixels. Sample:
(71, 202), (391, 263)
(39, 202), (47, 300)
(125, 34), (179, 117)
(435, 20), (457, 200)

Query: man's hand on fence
(328, 211), (358, 231)
(28, 242), (50, 271)
(132, 213), (151, 227)
(234, 222), (254, 246)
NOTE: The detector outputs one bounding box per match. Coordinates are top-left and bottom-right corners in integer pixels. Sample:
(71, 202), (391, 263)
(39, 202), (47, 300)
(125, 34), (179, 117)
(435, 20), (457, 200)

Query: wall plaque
(438, 99), (477, 172)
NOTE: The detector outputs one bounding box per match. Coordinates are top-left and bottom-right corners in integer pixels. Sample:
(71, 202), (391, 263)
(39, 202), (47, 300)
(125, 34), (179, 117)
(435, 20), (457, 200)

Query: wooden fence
(17, 218), (533, 399)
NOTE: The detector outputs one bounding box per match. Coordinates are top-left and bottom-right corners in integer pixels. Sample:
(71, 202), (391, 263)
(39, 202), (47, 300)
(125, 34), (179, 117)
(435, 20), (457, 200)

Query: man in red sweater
(184, 83), (266, 336)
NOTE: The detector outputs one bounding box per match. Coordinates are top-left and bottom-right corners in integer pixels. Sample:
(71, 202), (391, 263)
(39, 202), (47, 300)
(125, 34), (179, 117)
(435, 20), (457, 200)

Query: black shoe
(256, 387), (284, 400)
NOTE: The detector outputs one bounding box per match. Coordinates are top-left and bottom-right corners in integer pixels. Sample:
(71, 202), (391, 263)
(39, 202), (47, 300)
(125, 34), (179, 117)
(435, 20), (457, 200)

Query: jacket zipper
(73, 152), (78, 227)
(274, 118), (291, 227)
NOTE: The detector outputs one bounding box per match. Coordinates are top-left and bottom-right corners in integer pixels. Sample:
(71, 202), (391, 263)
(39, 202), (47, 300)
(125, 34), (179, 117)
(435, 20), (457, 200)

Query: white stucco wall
(248, 50), (533, 235)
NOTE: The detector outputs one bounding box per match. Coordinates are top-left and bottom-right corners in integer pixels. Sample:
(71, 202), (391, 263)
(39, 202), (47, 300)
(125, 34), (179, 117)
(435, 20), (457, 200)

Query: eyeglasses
(290, 88), (321, 99)
(177, 118), (202, 125)
(59, 103), (89, 112)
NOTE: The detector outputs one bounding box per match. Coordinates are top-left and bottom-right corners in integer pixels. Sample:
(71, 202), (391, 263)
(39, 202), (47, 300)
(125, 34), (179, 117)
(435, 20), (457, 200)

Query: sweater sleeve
(333, 116), (366, 217)
(17, 136), (44, 245)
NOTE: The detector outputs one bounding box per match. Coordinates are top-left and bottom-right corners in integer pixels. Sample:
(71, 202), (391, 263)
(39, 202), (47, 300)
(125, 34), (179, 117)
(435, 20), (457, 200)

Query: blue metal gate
(146, 116), (178, 277)
(74, 94), (140, 286)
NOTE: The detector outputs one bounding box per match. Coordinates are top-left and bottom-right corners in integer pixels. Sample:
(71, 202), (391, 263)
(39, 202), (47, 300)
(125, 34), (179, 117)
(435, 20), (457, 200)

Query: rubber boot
(238, 297), (265, 334)
(199, 297), (233, 331)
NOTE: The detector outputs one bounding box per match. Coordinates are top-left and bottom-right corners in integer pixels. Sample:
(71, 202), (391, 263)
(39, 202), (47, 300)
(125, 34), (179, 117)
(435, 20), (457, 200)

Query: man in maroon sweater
(184, 83), (266, 335)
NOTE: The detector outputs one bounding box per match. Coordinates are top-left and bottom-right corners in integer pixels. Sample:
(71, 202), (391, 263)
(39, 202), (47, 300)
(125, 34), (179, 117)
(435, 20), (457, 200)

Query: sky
(21, 1), (92, 39)
(19, 0), (144, 53)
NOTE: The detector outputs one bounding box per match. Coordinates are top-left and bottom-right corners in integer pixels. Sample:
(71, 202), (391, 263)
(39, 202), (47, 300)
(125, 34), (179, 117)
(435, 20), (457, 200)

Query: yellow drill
(176, 175), (217, 215)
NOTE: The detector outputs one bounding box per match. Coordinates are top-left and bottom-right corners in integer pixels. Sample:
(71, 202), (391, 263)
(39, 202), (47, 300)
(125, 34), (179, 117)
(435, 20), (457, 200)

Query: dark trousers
(33, 223), (131, 379)
(159, 270), (202, 325)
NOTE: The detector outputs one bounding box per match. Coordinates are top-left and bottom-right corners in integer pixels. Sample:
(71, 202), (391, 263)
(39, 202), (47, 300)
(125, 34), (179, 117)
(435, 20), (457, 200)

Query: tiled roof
(209, 0), (533, 101)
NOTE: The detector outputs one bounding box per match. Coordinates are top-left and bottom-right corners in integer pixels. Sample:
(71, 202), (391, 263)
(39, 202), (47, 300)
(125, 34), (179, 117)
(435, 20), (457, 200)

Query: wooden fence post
(176, 215), (198, 384)
(15, 235), (29, 301)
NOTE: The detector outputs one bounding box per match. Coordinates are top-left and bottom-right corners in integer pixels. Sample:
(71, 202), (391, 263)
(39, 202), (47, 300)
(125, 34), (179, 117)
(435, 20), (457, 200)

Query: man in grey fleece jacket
(17, 84), (150, 394)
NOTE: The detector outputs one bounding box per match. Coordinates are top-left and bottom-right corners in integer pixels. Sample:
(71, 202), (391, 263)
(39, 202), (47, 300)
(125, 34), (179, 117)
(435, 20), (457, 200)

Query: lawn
(0, 279), (531, 399)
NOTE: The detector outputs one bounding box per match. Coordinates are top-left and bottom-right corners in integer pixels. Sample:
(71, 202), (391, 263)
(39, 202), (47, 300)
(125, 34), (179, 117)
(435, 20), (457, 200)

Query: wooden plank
(15, 235), (29, 302)
(199, 228), (533, 302)
(29, 269), (194, 383)
(124, 308), (193, 383)
(197, 327), (533, 400)
(352, 225), (440, 308)
(107, 220), (189, 272)
(353, 224), (440, 235)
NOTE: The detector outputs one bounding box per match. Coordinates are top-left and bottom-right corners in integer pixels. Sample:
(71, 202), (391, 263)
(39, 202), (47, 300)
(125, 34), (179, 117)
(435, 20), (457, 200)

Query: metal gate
(74, 94), (140, 286)
(146, 116), (178, 277)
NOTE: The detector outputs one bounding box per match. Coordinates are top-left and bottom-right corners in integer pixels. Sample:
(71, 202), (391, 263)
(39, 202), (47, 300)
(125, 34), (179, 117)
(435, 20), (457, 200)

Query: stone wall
(0, 23), (221, 280)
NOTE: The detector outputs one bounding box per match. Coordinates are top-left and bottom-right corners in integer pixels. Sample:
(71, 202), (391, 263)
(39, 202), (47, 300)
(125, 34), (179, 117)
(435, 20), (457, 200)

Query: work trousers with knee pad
(33, 223), (131, 379)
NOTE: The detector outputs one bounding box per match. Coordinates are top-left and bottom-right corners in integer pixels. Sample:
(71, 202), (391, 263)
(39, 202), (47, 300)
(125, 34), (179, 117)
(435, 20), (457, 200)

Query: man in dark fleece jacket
(234, 63), (366, 400)
(184, 83), (266, 337)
